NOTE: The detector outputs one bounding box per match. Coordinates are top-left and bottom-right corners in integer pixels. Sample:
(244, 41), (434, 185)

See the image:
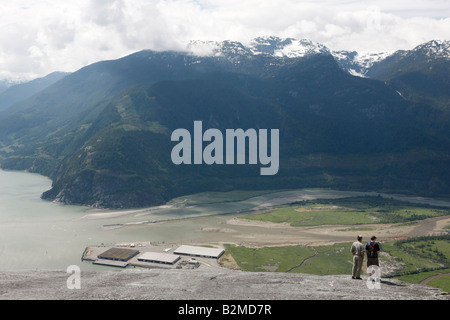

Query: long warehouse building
(137, 252), (181, 265)
(174, 245), (225, 259)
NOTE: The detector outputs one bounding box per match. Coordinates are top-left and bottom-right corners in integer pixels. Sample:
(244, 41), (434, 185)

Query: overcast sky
(1, 0), (449, 80)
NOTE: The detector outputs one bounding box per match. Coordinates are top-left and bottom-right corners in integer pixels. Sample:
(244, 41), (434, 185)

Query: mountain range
(0, 37), (449, 208)
(0, 78), (25, 96)
(0, 72), (69, 112)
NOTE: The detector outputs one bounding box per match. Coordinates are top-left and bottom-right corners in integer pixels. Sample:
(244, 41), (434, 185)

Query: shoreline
(76, 189), (450, 225)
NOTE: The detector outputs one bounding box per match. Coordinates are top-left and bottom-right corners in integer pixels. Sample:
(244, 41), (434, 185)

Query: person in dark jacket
(366, 235), (380, 267)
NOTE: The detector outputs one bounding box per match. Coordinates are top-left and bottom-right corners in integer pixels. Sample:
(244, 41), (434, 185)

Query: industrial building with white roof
(174, 245), (225, 259)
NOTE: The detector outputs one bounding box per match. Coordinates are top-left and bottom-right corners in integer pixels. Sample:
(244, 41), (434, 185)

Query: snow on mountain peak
(412, 40), (450, 59)
(248, 36), (330, 58)
(352, 51), (392, 68)
(331, 50), (392, 77)
(186, 39), (254, 58)
(186, 36), (331, 58)
(273, 39), (330, 58)
(185, 37), (448, 77)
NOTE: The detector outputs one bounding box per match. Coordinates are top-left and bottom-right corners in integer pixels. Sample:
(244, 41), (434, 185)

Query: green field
(397, 269), (450, 293)
(242, 196), (450, 227)
(382, 236), (450, 274)
(397, 269), (450, 283)
(428, 275), (450, 292)
(292, 243), (355, 275)
(222, 245), (316, 272)
(224, 243), (354, 275)
(382, 236), (450, 292)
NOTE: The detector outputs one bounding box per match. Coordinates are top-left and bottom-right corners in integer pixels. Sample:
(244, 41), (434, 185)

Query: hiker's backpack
(367, 242), (377, 258)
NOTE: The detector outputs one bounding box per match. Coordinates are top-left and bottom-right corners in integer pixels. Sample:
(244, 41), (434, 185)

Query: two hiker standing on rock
(351, 235), (380, 280)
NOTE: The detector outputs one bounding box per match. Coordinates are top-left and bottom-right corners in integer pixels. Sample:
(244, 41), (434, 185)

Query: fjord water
(0, 169), (90, 270)
(0, 169), (206, 271)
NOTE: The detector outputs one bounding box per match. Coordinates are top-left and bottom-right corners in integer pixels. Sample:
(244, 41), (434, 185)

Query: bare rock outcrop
(0, 267), (448, 300)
